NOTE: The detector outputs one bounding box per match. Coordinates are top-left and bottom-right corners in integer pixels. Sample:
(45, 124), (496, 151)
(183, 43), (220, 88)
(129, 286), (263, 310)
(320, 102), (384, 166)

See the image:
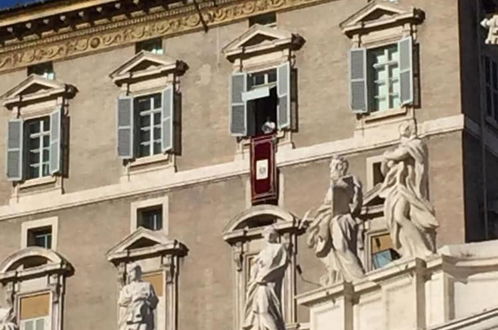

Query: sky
(0, 0), (46, 10)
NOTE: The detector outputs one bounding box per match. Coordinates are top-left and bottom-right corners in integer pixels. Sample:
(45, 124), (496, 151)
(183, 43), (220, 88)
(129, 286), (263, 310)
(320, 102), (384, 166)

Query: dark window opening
(28, 62), (55, 80)
(138, 206), (163, 231)
(28, 227), (52, 249)
(246, 69), (278, 137)
(372, 162), (385, 186)
(136, 38), (164, 55)
(249, 12), (276, 27)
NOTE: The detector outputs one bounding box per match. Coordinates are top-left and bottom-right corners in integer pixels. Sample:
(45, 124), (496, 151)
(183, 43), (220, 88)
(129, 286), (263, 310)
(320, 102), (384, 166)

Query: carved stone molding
(0, 0), (329, 73)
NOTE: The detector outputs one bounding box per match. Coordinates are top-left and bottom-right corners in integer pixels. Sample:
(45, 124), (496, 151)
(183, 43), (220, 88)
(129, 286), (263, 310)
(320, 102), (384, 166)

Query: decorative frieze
(0, 0), (328, 72)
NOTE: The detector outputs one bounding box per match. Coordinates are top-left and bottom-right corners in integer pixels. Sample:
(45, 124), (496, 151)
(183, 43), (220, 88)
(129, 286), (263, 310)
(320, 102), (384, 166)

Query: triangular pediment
(223, 24), (304, 59)
(106, 227), (188, 263)
(340, 1), (424, 36)
(109, 51), (187, 84)
(2, 74), (66, 100)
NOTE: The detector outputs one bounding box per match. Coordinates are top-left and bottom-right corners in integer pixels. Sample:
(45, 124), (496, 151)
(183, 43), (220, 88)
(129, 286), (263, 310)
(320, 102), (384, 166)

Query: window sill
(234, 130), (293, 160)
(129, 153), (171, 168)
(362, 107), (409, 123)
(18, 175), (57, 189)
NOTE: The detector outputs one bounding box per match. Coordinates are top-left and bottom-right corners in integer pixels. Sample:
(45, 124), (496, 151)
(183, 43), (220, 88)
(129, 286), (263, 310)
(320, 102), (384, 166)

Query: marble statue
(118, 264), (159, 330)
(0, 295), (17, 330)
(378, 122), (438, 259)
(305, 156), (365, 285)
(243, 226), (289, 330)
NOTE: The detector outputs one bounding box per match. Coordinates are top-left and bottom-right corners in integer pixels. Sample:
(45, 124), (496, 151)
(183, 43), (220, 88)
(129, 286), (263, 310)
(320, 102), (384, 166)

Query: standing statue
(305, 156), (365, 286)
(243, 226), (289, 330)
(118, 264), (159, 330)
(0, 295), (17, 330)
(378, 122), (438, 259)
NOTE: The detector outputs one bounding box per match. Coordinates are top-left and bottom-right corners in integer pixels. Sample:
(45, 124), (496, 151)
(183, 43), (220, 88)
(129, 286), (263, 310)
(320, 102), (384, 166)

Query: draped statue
(378, 122), (438, 259)
(243, 226), (289, 330)
(0, 295), (17, 330)
(305, 156), (365, 286)
(119, 264), (159, 330)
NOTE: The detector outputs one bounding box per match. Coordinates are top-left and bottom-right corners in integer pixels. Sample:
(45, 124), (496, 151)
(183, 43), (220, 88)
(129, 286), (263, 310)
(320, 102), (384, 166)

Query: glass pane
(140, 208), (162, 231)
(29, 166), (39, 179)
(42, 149), (50, 162)
(42, 164), (50, 177)
(24, 320), (34, 330)
(268, 69), (277, 83)
(140, 129), (150, 144)
(153, 141), (161, 155)
(136, 97), (151, 112)
(139, 144), (150, 158)
(29, 136), (40, 150)
(153, 127), (161, 141)
(153, 112), (161, 125)
(43, 135), (50, 148)
(153, 94), (162, 109)
(29, 151), (40, 165)
(28, 121), (40, 134)
(139, 114), (151, 129)
(42, 117), (50, 131)
(35, 318), (44, 330)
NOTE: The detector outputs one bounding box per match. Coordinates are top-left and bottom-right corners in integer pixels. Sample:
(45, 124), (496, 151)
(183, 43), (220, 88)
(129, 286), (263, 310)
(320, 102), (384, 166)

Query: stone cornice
(0, 0), (330, 73)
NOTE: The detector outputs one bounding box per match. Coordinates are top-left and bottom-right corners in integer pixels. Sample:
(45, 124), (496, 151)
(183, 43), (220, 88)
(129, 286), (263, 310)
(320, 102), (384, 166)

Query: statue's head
(262, 226), (279, 243)
(128, 264), (143, 283)
(329, 155), (348, 181)
(399, 121), (416, 139)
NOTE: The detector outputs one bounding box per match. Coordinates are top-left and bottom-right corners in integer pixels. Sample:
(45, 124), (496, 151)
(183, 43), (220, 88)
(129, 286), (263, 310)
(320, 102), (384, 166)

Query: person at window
(261, 116), (276, 135)
(243, 226), (288, 330)
(118, 264), (158, 330)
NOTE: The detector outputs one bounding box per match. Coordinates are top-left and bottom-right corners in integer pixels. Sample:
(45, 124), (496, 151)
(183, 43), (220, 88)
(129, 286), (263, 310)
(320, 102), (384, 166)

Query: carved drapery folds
(107, 227), (188, 330)
(0, 247), (73, 330)
(223, 205), (303, 330)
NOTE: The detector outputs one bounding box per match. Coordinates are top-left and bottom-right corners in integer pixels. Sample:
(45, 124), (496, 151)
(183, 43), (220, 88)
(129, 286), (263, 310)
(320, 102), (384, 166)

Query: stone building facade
(0, 0), (496, 329)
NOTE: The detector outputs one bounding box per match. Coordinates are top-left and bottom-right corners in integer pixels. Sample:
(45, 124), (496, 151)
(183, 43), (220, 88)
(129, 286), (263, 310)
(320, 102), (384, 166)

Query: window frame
(27, 62), (55, 80)
(133, 93), (163, 159)
(21, 217), (58, 250)
(24, 116), (51, 181)
(130, 197), (169, 234)
(136, 38), (164, 55)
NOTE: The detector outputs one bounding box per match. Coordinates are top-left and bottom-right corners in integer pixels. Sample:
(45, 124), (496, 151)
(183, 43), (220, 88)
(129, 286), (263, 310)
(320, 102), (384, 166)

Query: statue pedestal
(297, 241), (498, 330)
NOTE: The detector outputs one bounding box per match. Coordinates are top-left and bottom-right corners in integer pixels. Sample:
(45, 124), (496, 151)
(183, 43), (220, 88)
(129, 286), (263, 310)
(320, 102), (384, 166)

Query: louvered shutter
(230, 72), (247, 136)
(277, 62), (291, 129)
(161, 85), (174, 153)
(350, 48), (368, 113)
(399, 37), (414, 105)
(117, 96), (134, 159)
(49, 107), (62, 174)
(6, 119), (23, 181)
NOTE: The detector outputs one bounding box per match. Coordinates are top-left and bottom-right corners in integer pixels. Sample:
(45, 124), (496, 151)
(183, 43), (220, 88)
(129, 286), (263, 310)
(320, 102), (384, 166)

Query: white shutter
(117, 96), (134, 159)
(6, 119), (23, 181)
(349, 48), (368, 113)
(161, 85), (174, 153)
(399, 37), (414, 105)
(230, 72), (247, 136)
(49, 107), (62, 175)
(277, 62), (291, 129)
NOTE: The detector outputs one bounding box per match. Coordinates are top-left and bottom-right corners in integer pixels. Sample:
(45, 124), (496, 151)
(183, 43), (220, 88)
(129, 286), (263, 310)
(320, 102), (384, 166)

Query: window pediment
(106, 227), (187, 264)
(1, 74), (76, 109)
(0, 247), (72, 282)
(223, 24), (304, 61)
(109, 51), (188, 86)
(340, 1), (424, 38)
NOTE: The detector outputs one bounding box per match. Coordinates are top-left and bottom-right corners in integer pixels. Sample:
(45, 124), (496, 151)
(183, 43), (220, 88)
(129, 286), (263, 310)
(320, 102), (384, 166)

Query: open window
(223, 24), (304, 154)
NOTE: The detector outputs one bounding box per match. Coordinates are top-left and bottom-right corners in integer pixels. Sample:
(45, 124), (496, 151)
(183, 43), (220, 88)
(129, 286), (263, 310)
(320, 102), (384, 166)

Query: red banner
(250, 134), (278, 205)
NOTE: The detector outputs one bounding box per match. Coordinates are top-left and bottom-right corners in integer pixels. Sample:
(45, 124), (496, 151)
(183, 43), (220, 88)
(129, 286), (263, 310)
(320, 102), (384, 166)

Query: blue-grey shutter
(230, 72), (247, 136)
(399, 37), (414, 105)
(117, 96), (134, 159)
(6, 119), (23, 181)
(49, 107), (62, 174)
(277, 62), (291, 129)
(350, 48), (368, 113)
(161, 85), (174, 153)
